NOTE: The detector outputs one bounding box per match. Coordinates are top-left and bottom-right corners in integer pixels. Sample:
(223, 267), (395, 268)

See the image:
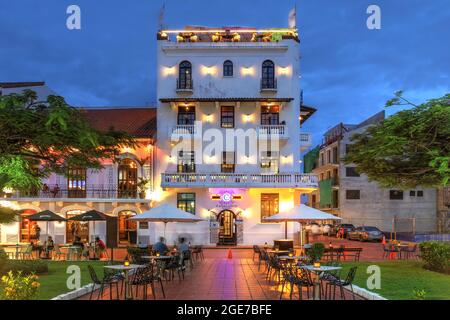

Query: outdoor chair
(382, 244), (391, 259)
(19, 245), (34, 260)
(266, 255), (283, 284)
(258, 249), (269, 271)
(344, 248), (362, 261)
(88, 265), (120, 300)
(103, 263), (125, 296)
(81, 247), (90, 260)
(252, 245), (261, 261)
(326, 266), (357, 300)
(192, 245), (204, 261)
(182, 250), (194, 270)
(320, 261), (342, 298)
(52, 245), (66, 260)
(130, 265), (165, 300)
(163, 254), (185, 281)
(280, 266), (314, 300)
(401, 244), (417, 259)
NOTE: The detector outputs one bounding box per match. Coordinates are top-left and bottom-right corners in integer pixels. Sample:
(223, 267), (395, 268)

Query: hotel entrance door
(217, 210), (236, 245)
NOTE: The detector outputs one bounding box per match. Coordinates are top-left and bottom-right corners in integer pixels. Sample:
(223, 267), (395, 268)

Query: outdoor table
(1, 244), (25, 260)
(60, 245), (82, 261)
(393, 244), (409, 259)
(266, 250), (289, 256)
(303, 265), (342, 300)
(104, 264), (144, 300)
(278, 255), (308, 260)
(273, 239), (294, 251)
(142, 255), (173, 260)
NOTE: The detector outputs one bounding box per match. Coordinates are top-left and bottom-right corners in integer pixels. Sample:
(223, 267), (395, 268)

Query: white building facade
(151, 27), (318, 245)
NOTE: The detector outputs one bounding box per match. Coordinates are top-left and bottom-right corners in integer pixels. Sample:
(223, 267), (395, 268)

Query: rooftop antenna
(288, 3), (297, 29)
(158, 2), (166, 30)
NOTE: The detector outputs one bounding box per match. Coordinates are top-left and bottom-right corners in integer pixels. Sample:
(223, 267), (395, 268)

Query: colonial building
(0, 82), (157, 246)
(303, 111), (438, 234)
(1, 25), (319, 247)
(151, 26), (317, 246)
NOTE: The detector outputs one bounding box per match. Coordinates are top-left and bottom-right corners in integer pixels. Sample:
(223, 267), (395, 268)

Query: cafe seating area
(253, 242), (359, 300)
(86, 245), (205, 300)
(1, 242), (108, 261)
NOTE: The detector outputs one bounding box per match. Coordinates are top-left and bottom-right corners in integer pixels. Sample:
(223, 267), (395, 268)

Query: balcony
(300, 132), (312, 152)
(5, 185), (148, 202)
(257, 125), (288, 140)
(161, 172), (318, 188)
(169, 125), (200, 140)
(260, 78), (277, 92)
(176, 79), (193, 93)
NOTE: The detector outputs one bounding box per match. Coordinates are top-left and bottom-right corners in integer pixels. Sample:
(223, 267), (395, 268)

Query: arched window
(178, 60), (192, 89)
(261, 60), (275, 89)
(223, 60), (233, 77)
(118, 158), (138, 198)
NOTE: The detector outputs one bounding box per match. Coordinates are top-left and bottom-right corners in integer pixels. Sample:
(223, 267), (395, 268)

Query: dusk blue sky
(1, 0), (449, 147)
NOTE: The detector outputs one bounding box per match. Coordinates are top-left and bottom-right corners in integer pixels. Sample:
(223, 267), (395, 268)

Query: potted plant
(306, 242), (325, 263)
(137, 178), (151, 199)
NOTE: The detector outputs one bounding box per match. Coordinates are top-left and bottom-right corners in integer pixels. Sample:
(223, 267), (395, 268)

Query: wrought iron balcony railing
(4, 185), (147, 200)
(260, 78), (277, 91)
(161, 172), (318, 188)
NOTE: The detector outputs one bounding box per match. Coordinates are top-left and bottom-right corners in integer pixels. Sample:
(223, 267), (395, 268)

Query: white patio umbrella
(128, 203), (205, 239)
(263, 204), (341, 246)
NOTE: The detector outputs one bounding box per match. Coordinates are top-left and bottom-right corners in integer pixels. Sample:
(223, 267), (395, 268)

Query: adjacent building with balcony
(303, 111), (438, 234)
(0, 82), (156, 247)
(153, 26), (318, 245)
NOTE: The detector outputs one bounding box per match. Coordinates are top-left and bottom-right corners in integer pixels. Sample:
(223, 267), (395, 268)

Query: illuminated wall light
(279, 201), (294, 213)
(241, 66), (255, 76)
(241, 209), (252, 218)
(204, 114), (213, 123)
(277, 66), (292, 76)
(201, 65), (217, 76)
(243, 113), (253, 123)
(121, 147), (134, 154)
(167, 155), (176, 164)
(162, 66), (176, 77)
(281, 155), (293, 164)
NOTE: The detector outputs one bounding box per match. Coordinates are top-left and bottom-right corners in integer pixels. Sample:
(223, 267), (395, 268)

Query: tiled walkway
(79, 251), (363, 300)
(100, 235), (387, 262)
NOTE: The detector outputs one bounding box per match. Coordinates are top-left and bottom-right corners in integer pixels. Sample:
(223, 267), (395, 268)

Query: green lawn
(34, 261), (106, 300)
(340, 260), (450, 300)
(3, 260), (450, 300)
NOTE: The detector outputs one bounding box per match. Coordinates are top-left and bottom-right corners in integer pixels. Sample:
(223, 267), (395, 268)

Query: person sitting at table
(72, 236), (84, 250)
(30, 239), (43, 258)
(44, 236), (55, 258)
(152, 237), (169, 255)
(178, 237), (190, 253)
(94, 236), (106, 258)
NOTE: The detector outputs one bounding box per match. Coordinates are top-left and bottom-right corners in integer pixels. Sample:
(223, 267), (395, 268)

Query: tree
(0, 90), (136, 222)
(344, 92), (450, 188)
